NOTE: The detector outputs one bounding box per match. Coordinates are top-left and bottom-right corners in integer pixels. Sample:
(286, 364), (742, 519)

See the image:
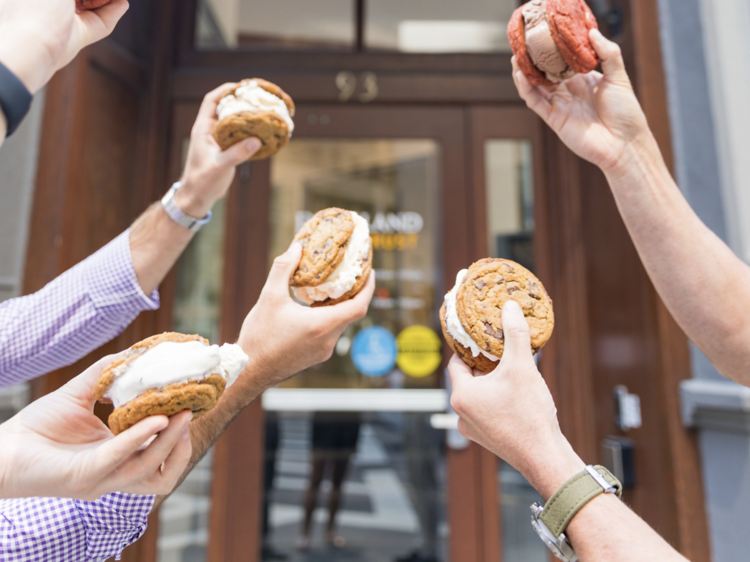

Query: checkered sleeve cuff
(84, 230), (160, 312)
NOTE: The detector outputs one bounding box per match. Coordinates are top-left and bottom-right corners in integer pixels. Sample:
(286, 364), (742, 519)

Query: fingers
(89, 415), (170, 479)
(448, 354), (475, 416)
(262, 243), (303, 302)
(215, 137), (261, 165)
(149, 419), (192, 494)
(590, 29), (631, 85)
(325, 270), (375, 326)
(77, 0), (129, 45)
(498, 300), (534, 367)
(515, 71), (553, 121)
(193, 83), (237, 135)
(131, 411), (192, 475)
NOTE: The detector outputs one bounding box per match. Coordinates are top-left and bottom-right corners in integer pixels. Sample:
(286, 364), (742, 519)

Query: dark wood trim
(355, 0), (365, 52)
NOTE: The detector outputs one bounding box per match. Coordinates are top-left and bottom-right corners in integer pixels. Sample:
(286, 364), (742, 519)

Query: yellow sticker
(396, 326), (443, 378)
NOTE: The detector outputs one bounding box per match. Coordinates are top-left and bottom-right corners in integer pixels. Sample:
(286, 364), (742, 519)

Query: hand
(449, 300), (585, 499)
(513, 29), (655, 175)
(0, 0), (129, 94)
(237, 242), (375, 393)
(0, 356), (192, 501)
(175, 83), (263, 217)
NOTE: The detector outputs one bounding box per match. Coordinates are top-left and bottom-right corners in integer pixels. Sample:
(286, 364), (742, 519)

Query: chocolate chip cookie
(291, 208), (356, 287)
(94, 332), (226, 435)
(455, 258), (554, 360)
(213, 78), (295, 161)
(440, 302), (499, 372)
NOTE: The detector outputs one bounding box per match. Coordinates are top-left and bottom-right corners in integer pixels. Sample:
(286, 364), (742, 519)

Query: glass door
(254, 106), (469, 562)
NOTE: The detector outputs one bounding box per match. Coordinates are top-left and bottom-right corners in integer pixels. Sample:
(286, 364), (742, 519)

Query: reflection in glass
(157, 198), (227, 562)
(484, 139), (545, 561)
(195, 0), (354, 50)
(262, 139), (449, 561)
(367, 0), (515, 53)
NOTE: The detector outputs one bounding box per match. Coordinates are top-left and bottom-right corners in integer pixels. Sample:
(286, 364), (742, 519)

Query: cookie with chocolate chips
(440, 302), (499, 373)
(455, 258), (554, 361)
(213, 78), (296, 161)
(291, 208), (356, 288)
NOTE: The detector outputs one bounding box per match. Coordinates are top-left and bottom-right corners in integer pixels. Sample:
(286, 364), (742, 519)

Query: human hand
(449, 300), (585, 499)
(0, 356), (192, 501)
(175, 83), (263, 218)
(513, 29), (655, 175)
(0, 0), (129, 94)
(236, 243), (375, 394)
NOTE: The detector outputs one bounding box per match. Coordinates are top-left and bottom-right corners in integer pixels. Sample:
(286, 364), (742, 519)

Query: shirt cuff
(76, 493), (156, 561)
(83, 230), (160, 312)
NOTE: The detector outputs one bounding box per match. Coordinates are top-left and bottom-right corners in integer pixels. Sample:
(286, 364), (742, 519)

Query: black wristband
(0, 61), (32, 138)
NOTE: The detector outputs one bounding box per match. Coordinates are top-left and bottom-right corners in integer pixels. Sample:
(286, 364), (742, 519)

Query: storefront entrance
(160, 102), (549, 562)
(24, 0), (711, 560)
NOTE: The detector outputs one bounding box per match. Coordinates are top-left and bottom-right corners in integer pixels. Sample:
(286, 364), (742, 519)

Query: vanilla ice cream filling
(105, 341), (249, 409)
(217, 80), (295, 134)
(444, 270), (500, 362)
(294, 212), (371, 304)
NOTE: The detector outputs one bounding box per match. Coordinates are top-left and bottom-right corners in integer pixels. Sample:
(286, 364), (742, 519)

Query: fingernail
(504, 300), (522, 312)
(246, 138), (262, 151)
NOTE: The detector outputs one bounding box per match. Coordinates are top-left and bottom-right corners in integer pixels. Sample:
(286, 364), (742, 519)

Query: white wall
(699, 0), (750, 263)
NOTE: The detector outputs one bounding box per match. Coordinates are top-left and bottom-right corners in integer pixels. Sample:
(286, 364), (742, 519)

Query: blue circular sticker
(350, 326), (398, 377)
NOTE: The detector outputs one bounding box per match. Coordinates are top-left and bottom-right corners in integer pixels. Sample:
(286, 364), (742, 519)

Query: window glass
(195, 0), (355, 50)
(366, 0), (516, 53)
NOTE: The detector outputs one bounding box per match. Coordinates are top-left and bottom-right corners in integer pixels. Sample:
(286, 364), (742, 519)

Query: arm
(0, 493), (154, 562)
(0, 85), (260, 388)
(0, 0), (129, 148)
(153, 243), (376, 508)
(449, 301), (688, 562)
(513, 29), (750, 384)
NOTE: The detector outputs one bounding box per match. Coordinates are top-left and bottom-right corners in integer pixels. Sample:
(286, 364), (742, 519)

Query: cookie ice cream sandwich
(508, 0), (599, 86)
(76, 0), (112, 9)
(213, 78), (295, 161)
(440, 258), (554, 372)
(291, 208), (373, 307)
(93, 333), (249, 435)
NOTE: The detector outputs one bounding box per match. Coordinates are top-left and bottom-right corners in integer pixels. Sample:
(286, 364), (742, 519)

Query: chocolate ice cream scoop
(508, 0), (600, 87)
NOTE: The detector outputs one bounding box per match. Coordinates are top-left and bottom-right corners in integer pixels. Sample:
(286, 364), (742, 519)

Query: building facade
(1, 0), (748, 560)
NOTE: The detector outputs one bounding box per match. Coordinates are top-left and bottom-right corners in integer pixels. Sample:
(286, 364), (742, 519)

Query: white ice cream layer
(217, 80), (295, 134)
(294, 212), (371, 304)
(444, 270), (500, 361)
(105, 341), (249, 408)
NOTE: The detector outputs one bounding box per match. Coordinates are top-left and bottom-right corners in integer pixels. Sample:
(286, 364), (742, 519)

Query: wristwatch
(0, 61), (32, 137)
(530, 465), (623, 562)
(161, 182), (212, 233)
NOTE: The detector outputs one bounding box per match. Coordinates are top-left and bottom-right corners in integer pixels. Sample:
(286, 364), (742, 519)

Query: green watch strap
(540, 465), (623, 537)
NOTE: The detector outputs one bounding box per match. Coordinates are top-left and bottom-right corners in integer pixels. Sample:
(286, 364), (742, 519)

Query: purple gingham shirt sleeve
(0, 230), (159, 388)
(0, 493), (155, 561)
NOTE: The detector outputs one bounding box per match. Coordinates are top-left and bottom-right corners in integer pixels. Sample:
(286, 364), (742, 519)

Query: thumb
(90, 415), (170, 478)
(263, 242), (303, 301)
(216, 137), (262, 168)
(498, 300), (534, 365)
(590, 29), (631, 86)
(78, 0), (130, 45)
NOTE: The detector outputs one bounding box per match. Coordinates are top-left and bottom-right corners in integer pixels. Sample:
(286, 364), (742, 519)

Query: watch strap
(0, 61), (32, 137)
(161, 182), (212, 233)
(540, 465), (622, 537)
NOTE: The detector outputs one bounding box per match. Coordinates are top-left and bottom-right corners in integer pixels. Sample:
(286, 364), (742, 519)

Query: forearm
(153, 363), (270, 509)
(525, 443), (687, 562)
(605, 136), (750, 382)
(129, 202), (194, 296)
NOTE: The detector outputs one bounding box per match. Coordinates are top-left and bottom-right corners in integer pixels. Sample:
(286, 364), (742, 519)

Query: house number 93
(336, 71), (379, 103)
